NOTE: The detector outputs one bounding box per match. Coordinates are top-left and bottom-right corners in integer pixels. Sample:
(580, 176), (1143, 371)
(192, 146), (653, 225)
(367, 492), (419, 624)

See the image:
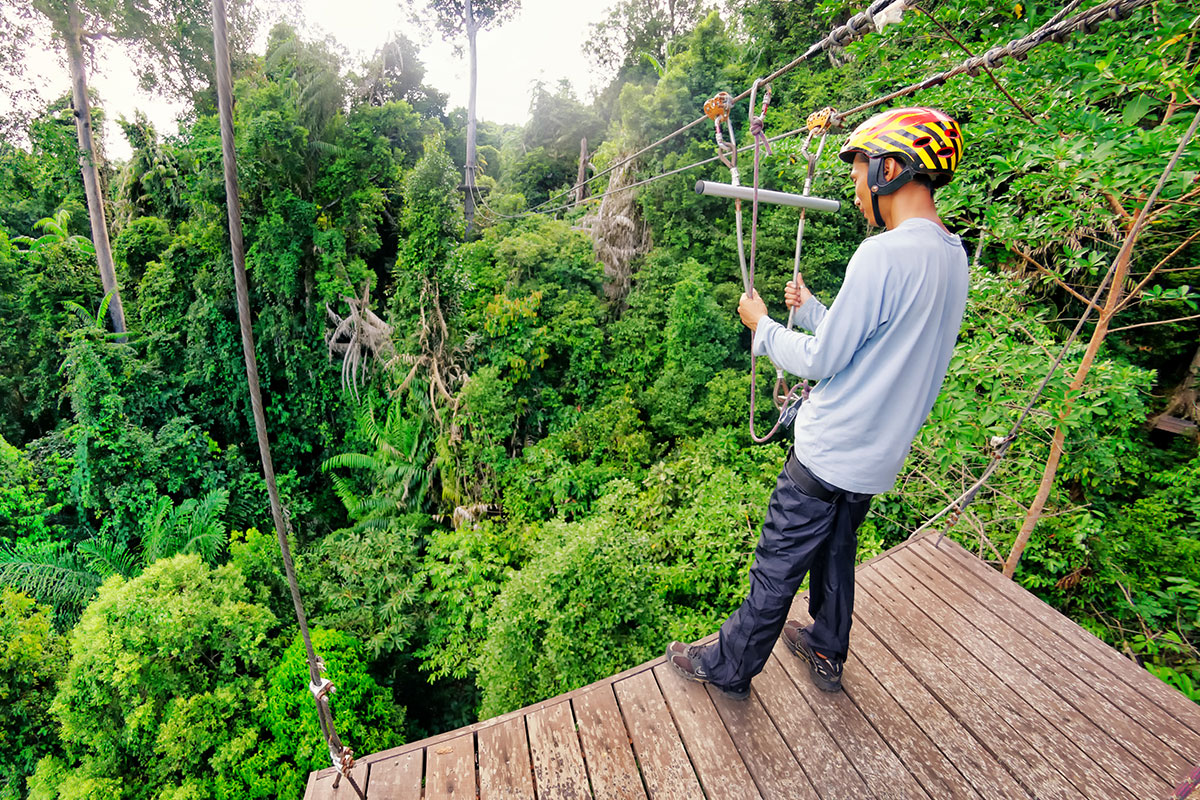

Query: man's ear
(883, 156), (901, 181)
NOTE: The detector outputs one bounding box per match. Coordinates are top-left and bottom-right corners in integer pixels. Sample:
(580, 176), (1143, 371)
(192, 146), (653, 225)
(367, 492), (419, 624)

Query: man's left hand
(738, 290), (768, 331)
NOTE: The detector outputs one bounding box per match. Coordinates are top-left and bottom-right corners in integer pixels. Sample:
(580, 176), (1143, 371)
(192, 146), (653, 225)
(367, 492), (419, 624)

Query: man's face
(849, 155), (875, 226)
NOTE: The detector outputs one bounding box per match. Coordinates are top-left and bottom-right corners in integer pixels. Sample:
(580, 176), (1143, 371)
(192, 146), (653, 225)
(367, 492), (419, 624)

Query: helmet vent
(913, 136), (933, 147)
(946, 128), (961, 138)
(936, 147), (955, 158)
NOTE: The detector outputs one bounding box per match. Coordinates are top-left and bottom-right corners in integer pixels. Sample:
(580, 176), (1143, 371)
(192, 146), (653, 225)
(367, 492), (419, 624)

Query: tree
(403, 0), (522, 233)
(0, 589), (67, 800)
(25, 0), (257, 336)
(28, 555), (277, 800)
(1003, 110), (1200, 578)
(36, 0), (128, 336)
(352, 33), (448, 118)
(585, 0), (707, 82)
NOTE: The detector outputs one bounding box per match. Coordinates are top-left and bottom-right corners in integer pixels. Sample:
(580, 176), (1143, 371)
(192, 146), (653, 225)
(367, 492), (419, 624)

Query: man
(667, 107), (969, 697)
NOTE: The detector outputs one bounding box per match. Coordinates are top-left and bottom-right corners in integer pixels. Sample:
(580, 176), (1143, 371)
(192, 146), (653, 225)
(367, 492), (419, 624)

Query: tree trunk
(463, 0), (478, 235)
(1002, 109), (1200, 579)
(576, 137), (588, 203)
(1147, 338), (1200, 429)
(62, 0), (126, 336)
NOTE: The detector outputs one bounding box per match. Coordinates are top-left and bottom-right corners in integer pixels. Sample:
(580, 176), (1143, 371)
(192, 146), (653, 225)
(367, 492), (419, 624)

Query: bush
(477, 517), (668, 716)
(0, 589), (66, 800)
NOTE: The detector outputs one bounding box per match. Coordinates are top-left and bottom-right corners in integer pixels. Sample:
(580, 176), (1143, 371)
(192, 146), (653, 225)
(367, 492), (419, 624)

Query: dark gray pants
(700, 456), (872, 691)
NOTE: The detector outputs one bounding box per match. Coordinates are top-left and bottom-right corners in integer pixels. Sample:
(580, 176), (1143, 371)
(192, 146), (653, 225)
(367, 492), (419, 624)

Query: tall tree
(404, 0), (522, 234)
(40, 0), (128, 335)
(26, 0), (257, 336)
(585, 0), (706, 80)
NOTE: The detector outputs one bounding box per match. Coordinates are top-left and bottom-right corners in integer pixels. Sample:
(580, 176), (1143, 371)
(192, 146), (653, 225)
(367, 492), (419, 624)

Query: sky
(7, 0), (622, 160)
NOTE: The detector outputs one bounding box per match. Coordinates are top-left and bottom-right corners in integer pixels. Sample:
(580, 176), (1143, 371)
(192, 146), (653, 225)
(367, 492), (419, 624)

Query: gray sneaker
(782, 621), (843, 692)
(665, 641), (750, 700)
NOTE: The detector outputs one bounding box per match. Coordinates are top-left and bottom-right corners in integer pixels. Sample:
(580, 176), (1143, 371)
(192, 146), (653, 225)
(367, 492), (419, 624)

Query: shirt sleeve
(750, 241), (888, 380)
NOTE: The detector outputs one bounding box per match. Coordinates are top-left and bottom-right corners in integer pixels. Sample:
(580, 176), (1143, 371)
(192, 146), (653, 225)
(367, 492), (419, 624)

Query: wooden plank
(785, 599), (982, 800)
(705, 678), (820, 799)
(929, 537), (1200, 736)
(304, 761), (369, 800)
(527, 700), (592, 800)
(1154, 414), (1196, 434)
(613, 669), (704, 800)
(774, 608), (932, 800)
(853, 564), (1098, 800)
(426, 733), (476, 800)
(574, 685), (648, 800)
(479, 716), (535, 800)
(367, 749), (422, 799)
(838, 621), (1002, 800)
(358, 657), (668, 768)
(901, 543), (1190, 788)
(844, 618), (1032, 800)
(652, 663), (762, 800)
(753, 653), (871, 800)
(915, 541), (1200, 764)
(864, 552), (1148, 799)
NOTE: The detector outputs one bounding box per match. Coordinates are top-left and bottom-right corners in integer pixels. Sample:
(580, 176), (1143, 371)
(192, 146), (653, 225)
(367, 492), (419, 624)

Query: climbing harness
(701, 85), (843, 443)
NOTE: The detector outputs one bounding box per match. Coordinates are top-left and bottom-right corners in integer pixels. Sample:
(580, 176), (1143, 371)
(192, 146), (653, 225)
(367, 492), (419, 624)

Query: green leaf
(1121, 94), (1155, 126)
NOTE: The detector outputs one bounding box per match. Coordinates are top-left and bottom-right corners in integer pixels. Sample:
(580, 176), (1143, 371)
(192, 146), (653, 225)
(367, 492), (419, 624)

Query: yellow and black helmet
(838, 107), (963, 189)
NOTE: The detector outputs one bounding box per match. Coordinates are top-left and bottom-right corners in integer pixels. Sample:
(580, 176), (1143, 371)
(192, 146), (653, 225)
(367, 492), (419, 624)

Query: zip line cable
(907, 105), (1200, 547)
(510, 0), (1152, 222)
(211, 0), (363, 795)
(521, 0), (916, 217)
(831, 0), (1153, 124)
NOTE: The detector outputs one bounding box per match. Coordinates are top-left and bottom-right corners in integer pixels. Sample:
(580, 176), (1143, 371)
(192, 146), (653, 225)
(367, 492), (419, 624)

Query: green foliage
(0, 589), (67, 800)
(477, 516), (669, 716)
(418, 518), (530, 682)
(11, 210), (94, 255)
(305, 524), (423, 662)
(112, 216), (170, 286)
(503, 395), (653, 521)
(645, 258), (741, 437)
(259, 629), (405, 797)
(0, 435), (61, 545)
(35, 556), (276, 800)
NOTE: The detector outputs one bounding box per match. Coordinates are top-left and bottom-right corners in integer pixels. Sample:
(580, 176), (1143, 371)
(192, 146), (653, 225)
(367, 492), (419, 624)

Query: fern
(0, 542), (105, 613)
(322, 399), (434, 529)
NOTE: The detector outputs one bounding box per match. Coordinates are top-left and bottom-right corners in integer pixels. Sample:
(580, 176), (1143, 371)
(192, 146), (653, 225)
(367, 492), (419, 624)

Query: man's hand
(738, 290), (768, 331)
(785, 279), (813, 310)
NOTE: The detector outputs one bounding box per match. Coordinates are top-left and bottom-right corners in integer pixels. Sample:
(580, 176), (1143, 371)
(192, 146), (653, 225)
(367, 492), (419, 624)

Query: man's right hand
(785, 280), (813, 311)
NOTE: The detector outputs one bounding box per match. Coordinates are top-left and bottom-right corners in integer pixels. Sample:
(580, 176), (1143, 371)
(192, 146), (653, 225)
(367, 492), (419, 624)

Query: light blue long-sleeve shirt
(752, 217), (968, 494)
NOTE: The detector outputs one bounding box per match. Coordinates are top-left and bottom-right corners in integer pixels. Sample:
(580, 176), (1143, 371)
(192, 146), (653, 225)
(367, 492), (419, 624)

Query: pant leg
(805, 495), (873, 660)
(700, 465), (838, 689)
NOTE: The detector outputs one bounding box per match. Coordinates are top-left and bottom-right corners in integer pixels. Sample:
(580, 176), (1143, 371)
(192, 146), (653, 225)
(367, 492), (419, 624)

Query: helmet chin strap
(866, 155), (915, 228)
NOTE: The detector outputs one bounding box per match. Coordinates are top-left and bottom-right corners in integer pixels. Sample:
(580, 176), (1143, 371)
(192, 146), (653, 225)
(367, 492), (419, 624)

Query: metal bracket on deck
(695, 181), (840, 213)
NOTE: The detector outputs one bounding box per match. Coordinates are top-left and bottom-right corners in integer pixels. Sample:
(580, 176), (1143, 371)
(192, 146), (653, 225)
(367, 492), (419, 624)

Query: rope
(743, 110), (835, 444)
(832, 0), (1153, 126)
(521, 0), (914, 217)
(496, 0), (1150, 223)
(211, 1), (363, 795)
(907, 105), (1200, 546)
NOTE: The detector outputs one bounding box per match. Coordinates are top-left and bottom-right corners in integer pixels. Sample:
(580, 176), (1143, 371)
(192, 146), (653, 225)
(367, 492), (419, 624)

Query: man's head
(839, 107), (962, 227)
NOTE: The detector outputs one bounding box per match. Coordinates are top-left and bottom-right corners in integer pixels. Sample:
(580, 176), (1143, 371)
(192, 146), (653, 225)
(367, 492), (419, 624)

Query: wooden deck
(305, 535), (1200, 800)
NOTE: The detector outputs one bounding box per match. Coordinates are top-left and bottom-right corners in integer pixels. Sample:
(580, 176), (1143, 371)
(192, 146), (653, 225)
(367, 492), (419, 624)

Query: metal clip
(310, 678), (335, 701)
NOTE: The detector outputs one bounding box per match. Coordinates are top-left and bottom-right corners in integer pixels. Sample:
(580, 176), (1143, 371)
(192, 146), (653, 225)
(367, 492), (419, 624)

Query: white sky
(6, 0), (621, 160)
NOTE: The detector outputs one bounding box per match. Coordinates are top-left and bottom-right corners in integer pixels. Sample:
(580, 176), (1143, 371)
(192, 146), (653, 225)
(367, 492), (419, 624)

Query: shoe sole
(783, 627), (842, 693)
